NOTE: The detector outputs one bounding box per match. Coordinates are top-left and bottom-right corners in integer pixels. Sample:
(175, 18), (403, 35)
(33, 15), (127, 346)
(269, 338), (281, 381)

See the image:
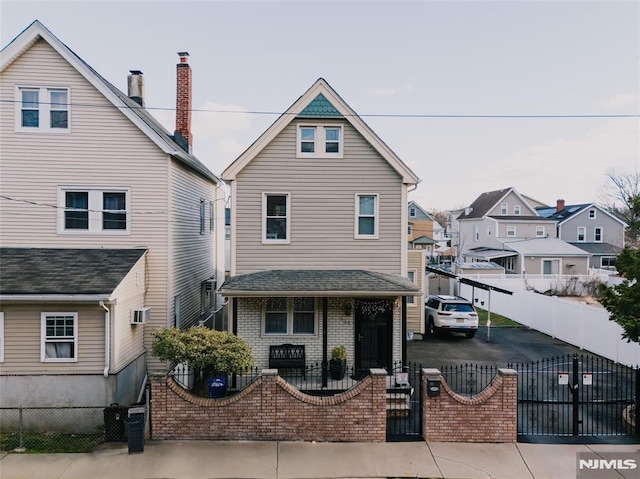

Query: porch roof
(220, 270), (421, 297)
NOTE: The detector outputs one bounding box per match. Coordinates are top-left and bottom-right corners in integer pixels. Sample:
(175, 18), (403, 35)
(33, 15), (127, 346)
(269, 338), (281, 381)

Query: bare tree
(599, 168), (640, 246)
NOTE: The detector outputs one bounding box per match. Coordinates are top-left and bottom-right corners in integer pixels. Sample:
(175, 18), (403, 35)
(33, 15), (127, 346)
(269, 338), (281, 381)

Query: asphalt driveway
(407, 326), (588, 368)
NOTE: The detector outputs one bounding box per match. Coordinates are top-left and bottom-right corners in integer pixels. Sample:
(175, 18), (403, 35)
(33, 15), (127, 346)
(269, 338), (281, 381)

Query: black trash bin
(103, 404), (128, 442)
(125, 404), (146, 454)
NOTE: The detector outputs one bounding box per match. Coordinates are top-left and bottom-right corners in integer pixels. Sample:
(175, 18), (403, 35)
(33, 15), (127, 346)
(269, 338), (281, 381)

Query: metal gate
(386, 362), (423, 441)
(509, 354), (639, 443)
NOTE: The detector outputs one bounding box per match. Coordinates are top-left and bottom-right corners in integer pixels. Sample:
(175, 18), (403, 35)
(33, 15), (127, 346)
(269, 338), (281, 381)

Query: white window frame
(209, 201), (215, 233)
(296, 124), (343, 158)
(589, 209), (596, 219)
(514, 205), (521, 215)
(41, 312), (78, 363)
(200, 199), (206, 234)
(474, 225), (480, 241)
(500, 203), (508, 215)
(262, 192), (291, 244)
(507, 226), (516, 237)
(0, 312), (4, 363)
(262, 297), (317, 336)
(15, 86), (70, 133)
(594, 227), (603, 242)
(407, 270), (416, 306)
(542, 259), (561, 276)
(577, 227), (586, 242)
(409, 207), (416, 218)
(57, 186), (131, 235)
(536, 226), (545, 237)
(355, 193), (379, 239)
(601, 256), (616, 269)
(407, 225), (413, 235)
(487, 226), (492, 237)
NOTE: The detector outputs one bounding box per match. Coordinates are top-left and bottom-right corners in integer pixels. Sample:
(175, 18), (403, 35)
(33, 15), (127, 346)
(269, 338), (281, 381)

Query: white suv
(424, 295), (479, 338)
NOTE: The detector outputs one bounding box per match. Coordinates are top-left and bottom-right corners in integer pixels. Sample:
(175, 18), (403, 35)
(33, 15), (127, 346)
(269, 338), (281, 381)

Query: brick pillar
(175, 51), (192, 151)
(498, 368), (518, 442)
(261, 369), (278, 439)
(149, 373), (167, 439)
(370, 368), (389, 442)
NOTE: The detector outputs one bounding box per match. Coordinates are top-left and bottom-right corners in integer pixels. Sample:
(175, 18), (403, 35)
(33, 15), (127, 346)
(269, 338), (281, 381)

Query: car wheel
(427, 318), (436, 337)
(465, 331), (476, 339)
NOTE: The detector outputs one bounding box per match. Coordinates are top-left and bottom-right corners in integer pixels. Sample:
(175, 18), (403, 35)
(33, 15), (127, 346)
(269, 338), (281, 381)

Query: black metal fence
(386, 361), (423, 441)
(508, 354), (639, 442)
(440, 364), (500, 396)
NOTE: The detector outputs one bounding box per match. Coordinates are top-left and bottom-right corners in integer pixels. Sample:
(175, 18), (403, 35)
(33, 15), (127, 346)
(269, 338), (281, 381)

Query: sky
(2, 0), (638, 211)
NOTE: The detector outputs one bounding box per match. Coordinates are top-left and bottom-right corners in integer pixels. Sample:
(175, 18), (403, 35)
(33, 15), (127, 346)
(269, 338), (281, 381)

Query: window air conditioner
(131, 307), (150, 325)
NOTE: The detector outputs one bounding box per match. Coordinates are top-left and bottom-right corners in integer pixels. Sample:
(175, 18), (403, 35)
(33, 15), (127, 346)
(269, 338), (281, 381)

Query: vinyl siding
(1, 304), (104, 374)
(496, 221), (555, 239)
(487, 191), (538, 216)
(406, 249), (425, 335)
(560, 209), (625, 246)
(234, 120), (403, 275)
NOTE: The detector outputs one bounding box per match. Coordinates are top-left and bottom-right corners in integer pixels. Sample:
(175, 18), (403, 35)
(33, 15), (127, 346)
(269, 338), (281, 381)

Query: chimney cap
(129, 70), (143, 75)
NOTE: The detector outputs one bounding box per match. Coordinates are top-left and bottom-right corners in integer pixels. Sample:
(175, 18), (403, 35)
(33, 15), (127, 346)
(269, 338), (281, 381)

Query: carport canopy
(425, 266), (513, 295)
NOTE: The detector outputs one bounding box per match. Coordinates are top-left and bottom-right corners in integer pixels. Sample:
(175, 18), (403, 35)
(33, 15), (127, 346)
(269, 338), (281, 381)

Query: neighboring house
(406, 249), (426, 337)
(457, 187), (590, 275)
(0, 21), (225, 411)
(220, 78), (420, 375)
(536, 200), (626, 270)
(407, 200), (434, 241)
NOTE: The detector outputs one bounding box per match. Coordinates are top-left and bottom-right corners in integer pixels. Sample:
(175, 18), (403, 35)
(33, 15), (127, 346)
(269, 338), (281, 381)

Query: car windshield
(443, 304), (474, 312)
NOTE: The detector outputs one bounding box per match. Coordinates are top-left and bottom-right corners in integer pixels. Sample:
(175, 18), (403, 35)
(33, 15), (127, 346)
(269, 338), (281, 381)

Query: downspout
(100, 301), (110, 377)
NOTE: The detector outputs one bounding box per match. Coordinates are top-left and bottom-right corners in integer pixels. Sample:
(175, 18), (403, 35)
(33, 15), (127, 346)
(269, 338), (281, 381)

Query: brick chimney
(174, 52), (192, 153)
(556, 199), (565, 212)
(127, 70), (144, 107)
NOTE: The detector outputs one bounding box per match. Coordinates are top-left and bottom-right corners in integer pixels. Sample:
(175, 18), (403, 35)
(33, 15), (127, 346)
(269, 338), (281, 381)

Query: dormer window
(16, 86), (69, 132)
(501, 203), (508, 215)
(297, 125), (342, 158)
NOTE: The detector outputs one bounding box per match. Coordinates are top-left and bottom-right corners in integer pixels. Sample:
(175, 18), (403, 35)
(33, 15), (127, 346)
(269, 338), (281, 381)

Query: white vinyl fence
(458, 282), (640, 368)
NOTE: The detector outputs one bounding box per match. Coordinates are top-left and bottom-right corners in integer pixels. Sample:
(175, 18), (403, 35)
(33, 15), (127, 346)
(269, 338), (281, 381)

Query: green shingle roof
(298, 94), (343, 117)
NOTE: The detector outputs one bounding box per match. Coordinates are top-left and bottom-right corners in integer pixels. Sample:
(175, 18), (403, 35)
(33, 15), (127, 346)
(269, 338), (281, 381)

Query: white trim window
(487, 226), (492, 237)
(41, 313), (77, 362)
(297, 125), (343, 158)
(594, 227), (603, 242)
(407, 225), (413, 235)
(577, 227), (586, 242)
(355, 194), (378, 239)
(0, 312), (4, 363)
(536, 226), (545, 237)
(58, 187), (130, 234)
(264, 297), (316, 336)
(409, 207), (416, 218)
(542, 259), (561, 276)
(263, 193), (290, 243)
(500, 203), (508, 215)
(209, 201), (215, 233)
(200, 199), (206, 234)
(507, 226), (516, 237)
(589, 209), (596, 219)
(407, 270), (416, 306)
(16, 86), (70, 132)
(474, 225), (480, 241)
(601, 256), (616, 269)
(514, 205), (521, 215)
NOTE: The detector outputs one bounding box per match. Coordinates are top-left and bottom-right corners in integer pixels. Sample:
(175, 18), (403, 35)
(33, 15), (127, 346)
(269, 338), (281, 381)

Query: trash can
(103, 404), (128, 442)
(124, 415), (144, 454)
(208, 376), (227, 398)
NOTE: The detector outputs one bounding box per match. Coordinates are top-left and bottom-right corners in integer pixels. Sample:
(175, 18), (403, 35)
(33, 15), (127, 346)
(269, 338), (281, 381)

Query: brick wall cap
(262, 369), (278, 376)
(369, 368), (388, 376)
(498, 368), (518, 376)
(422, 368), (441, 376)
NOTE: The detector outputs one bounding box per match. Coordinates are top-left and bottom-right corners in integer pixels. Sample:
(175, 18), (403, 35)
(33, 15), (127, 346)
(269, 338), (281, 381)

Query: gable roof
(0, 20), (220, 184)
(569, 242), (623, 255)
(0, 248), (147, 297)
(536, 203), (628, 227)
(457, 187), (538, 220)
(220, 269), (420, 297)
(222, 78), (419, 185)
(501, 238), (590, 257)
(408, 200), (434, 220)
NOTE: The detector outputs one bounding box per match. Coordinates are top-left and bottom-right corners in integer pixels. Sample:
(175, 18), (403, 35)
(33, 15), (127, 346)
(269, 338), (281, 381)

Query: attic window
(16, 86), (69, 132)
(589, 209), (596, 219)
(297, 125), (342, 158)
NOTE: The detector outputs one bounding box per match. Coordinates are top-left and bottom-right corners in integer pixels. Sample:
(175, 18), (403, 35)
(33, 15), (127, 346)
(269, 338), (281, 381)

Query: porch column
(322, 297), (328, 388)
(232, 297), (238, 335)
(402, 296), (407, 365)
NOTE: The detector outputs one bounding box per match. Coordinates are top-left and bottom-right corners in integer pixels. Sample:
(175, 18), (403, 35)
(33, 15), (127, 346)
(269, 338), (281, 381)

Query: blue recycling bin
(208, 376), (227, 398)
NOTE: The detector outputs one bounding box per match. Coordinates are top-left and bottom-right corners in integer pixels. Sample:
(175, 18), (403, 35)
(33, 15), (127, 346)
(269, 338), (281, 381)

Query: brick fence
(422, 368), (518, 443)
(150, 368), (387, 442)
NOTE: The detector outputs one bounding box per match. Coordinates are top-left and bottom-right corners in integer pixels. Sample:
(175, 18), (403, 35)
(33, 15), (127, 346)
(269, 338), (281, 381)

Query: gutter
(0, 294), (111, 302)
(99, 301), (110, 378)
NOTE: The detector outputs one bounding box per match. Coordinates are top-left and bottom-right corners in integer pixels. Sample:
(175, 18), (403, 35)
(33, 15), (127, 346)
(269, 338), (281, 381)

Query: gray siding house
(537, 200), (627, 270)
(0, 21), (225, 413)
(221, 78), (420, 377)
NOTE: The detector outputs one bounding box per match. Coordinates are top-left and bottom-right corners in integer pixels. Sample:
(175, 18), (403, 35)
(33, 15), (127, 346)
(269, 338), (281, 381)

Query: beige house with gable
(0, 21), (225, 413)
(221, 78), (420, 377)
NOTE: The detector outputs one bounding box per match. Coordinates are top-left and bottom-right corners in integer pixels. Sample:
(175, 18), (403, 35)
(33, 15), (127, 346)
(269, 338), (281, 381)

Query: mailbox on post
(427, 377), (441, 397)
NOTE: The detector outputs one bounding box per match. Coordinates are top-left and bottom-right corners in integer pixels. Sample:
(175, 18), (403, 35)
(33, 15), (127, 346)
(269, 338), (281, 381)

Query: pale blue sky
(2, 0), (638, 210)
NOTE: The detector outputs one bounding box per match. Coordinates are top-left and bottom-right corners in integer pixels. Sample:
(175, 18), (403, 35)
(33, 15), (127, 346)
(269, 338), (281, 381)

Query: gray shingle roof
(457, 188), (513, 220)
(0, 248), (147, 295)
(569, 242), (623, 255)
(220, 270), (420, 296)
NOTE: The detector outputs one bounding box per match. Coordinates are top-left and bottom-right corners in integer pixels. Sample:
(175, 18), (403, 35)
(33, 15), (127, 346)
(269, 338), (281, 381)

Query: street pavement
(1, 439), (639, 479)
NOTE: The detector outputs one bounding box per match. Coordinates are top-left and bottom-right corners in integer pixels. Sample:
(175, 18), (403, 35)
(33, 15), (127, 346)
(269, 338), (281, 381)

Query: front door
(354, 299), (393, 376)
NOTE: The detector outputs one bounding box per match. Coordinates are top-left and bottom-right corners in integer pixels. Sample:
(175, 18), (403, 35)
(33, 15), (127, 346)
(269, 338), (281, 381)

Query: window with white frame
(474, 225), (479, 241)
(507, 226), (516, 237)
(407, 270), (416, 305)
(297, 125), (342, 158)
(601, 257), (616, 269)
(487, 226), (492, 237)
(577, 227), (586, 242)
(355, 194), (378, 238)
(500, 203), (508, 215)
(16, 86), (69, 132)
(41, 313), (77, 362)
(594, 227), (603, 242)
(264, 297), (315, 335)
(409, 207), (416, 218)
(209, 201), (214, 233)
(263, 193), (290, 242)
(0, 312), (4, 362)
(407, 225), (413, 235)
(536, 226), (545, 237)
(58, 187), (130, 234)
(200, 199), (206, 234)
(514, 205), (521, 215)
(589, 209), (596, 219)
(542, 259), (560, 276)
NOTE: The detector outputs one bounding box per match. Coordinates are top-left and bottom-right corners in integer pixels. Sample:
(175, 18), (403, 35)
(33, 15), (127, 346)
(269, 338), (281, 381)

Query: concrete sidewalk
(0, 440), (638, 479)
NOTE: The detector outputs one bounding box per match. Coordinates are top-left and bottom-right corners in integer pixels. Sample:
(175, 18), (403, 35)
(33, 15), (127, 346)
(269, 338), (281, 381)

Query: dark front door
(355, 299), (393, 375)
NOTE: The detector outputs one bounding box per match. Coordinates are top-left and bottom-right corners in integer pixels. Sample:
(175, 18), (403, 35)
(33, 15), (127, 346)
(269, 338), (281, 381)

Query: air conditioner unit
(131, 307), (150, 325)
